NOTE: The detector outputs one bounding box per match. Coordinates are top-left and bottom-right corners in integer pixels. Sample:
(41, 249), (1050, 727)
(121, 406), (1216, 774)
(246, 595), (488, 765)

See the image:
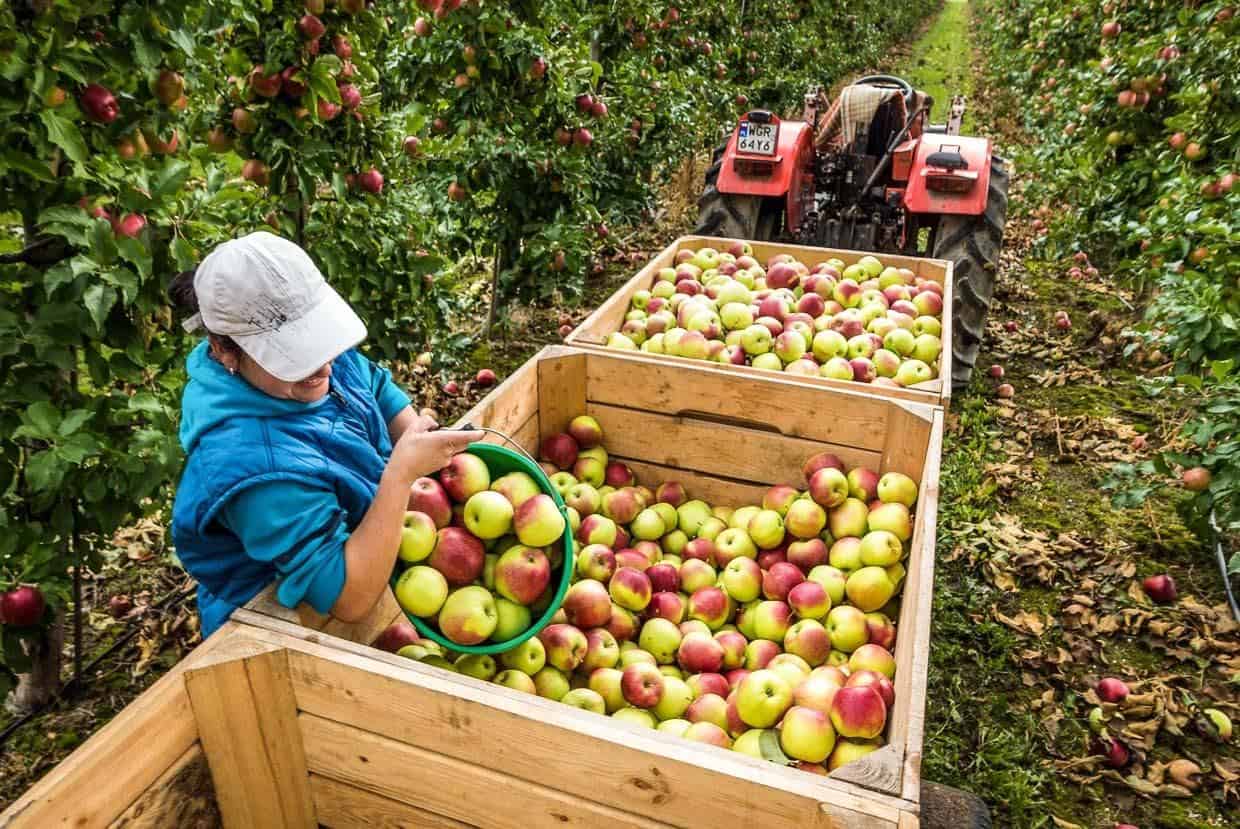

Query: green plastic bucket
(390, 440), (574, 656)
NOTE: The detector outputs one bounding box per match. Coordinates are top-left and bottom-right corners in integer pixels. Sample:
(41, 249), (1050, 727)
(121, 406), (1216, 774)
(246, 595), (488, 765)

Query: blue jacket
(171, 342), (410, 638)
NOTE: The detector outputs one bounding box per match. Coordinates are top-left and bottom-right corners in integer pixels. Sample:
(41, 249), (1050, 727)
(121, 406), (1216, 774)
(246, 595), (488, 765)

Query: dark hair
(168, 268), (242, 355)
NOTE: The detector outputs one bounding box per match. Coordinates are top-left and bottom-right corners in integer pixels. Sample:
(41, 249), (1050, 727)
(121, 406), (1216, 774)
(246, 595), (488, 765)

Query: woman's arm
(387, 405), (438, 444)
(331, 427), (481, 621)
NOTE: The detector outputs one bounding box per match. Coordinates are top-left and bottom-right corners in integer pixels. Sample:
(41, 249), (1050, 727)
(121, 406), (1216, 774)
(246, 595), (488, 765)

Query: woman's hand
(387, 428), (484, 486)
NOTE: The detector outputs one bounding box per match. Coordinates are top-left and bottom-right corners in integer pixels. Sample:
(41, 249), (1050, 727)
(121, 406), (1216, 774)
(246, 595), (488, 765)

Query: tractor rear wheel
(695, 144), (782, 240)
(933, 155), (1009, 390)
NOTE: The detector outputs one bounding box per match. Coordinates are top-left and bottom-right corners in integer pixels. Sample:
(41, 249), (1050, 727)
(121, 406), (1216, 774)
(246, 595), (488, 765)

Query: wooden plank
(184, 649), (316, 829)
(589, 402), (883, 488)
(268, 637), (907, 828)
(896, 410), (943, 803)
(827, 743), (904, 797)
(535, 350), (588, 442)
(938, 260), (955, 405)
(311, 775), (473, 829)
(302, 714), (674, 829)
(0, 625), (255, 829)
(898, 811), (920, 829)
(108, 744), (219, 829)
(569, 238), (681, 347)
(582, 349), (896, 450)
(879, 402), (934, 481)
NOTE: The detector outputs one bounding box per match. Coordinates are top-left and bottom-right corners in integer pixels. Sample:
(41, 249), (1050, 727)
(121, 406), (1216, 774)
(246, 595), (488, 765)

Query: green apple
(399, 511), (437, 562)
(549, 471), (578, 499)
(808, 565), (848, 606)
(846, 567), (895, 612)
(722, 557), (763, 602)
(492, 471), (542, 508)
(829, 498), (870, 539)
(812, 330), (848, 362)
(912, 333), (941, 365)
(675, 500), (712, 537)
(493, 669), (537, 694)
(858, 530), (903, 567)
(650, 502), (679, 533)
(913, 315), (941, 337)
(612, 707), (657, 729)
(883, 327), (916, 357)
(492, 597), (531, 640)
(533, 666), (571, 701)
(894, 359), (933, 387)
(639, 617), (684, 664)
(820, 356), (855, 380)
(696, 516), (728, 541)
(394, 565), (448, 618)
(513, 493), (566, 547)
(780, 706), (837, 762)
(464, 490), (514, 540)
(656, 718), (692, 737)
(752, 600), (792, 642)
(748, 509), (785, 549)
(732, 727), (772, 758)
(740, 324), (773, 355)
(877, 472), (918, 507)
(561, 687), (607, 714)
(825, 605), (869, 653)
(499, 634), (546, 675)
(588, 667), (627, 712)
(729, 506), (760, 530)
(631, 507), (667, 541)
(455, 653), (498, 681)
(652, 676), (694, 721)
(735, 669), (793, 728)
(868, 502), (912, 541)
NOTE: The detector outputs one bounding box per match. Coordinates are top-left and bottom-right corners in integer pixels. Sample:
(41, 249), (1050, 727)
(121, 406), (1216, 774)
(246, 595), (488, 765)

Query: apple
(371, 619), (420, 654)
(441, 453), (491, 503)
(605, 462), (635, 488)
(580, 513), (620, 545)
(812, 330), (849, 362)
(612, 708), (657, 729)
(687, 586), (730, 629)
(779, 706), (836, 763)
(678, 559), (716, 594)
(686, 672), (731, 700)
(722, 557), (763, 602)
(849, 644), (895, 679)
(788, 580), (831, 620)
(1142, 574), (1177, 604)
(714, 529), (757, 566)
(868, 502), (912, 541)
(685, 693), (729, 730)
(748, 510), (785, 550)
(1183, 466), (1212, 492)
(830, 685), (887, 739)
(782, 618), (831, 666)
(895, 359), (933, 387)
(491, 471), (542, 508)
(858, 530), (903, 567)
(735, 669), (793, 728)
(847, 468), (880, 502)
(438, 586), (498, 645)
(787, 539), (829, 573)
(494, 670), (537, 694)
(784, 499), (827, 540)
(676, 631), (725, 673)
(399, 511), (438, 562)
(697, 517), (728, 542)
(564, 483), (602, 517)
(752, 600), (792, 642)
(808, 468), (850, 509)
(463, 490), (514, 540)
(601, 488), (642, 524)
(514, 494), (566, 547)
(429, 527), (486, 586)
(646, 563), (681, 594)
(572, 456), (605, 487)
(563, 579), (613, 628)
(568, 415), (603, 448)
(794, 672), (843, 714)
(829, 499), (869, 539)
(540, 433), (580, 469)
(409, 477), (453, 527)
(455, 654), (498, 681)
(539, 623), (588, 672)
(912, 334), (941, 365)
(683, 721), (732, 748)
(531, 666), (571, 701)
(714, 630), (748, 670)
(621, 662), (665, 708)
(742, 638), (780, 671)
(639, 617), (683, 664)
(606, 603), (639, 642)
(1096, 677), (1130, 704)
(845, 567), (896, 613)
(762, 562), (805, 602)
(588, 667), (627, 712)
(761, 485), (799, 517)
(808, 565), (848, 606)
(652, 676), (695, 721)
(80, 83), (120, 123)
(647, 591), (687, 624)
(549, 472), (577, 499)
(576, 544), (616, 582)
(493, 599), (531, 641)
(561, 688), (607, 714)
(826, 605), (869, 653)
(827, 739), (882, 771)
(863, 612), (896, 650)
(610, 567), (653, 611)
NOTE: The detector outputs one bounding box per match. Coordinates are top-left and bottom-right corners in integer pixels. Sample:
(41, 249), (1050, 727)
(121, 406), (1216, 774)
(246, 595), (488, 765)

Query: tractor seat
(817, 84), (907, 155)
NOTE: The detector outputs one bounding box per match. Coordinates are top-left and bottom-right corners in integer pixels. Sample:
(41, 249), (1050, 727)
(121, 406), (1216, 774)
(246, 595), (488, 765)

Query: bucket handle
(455, 422), (541, 469)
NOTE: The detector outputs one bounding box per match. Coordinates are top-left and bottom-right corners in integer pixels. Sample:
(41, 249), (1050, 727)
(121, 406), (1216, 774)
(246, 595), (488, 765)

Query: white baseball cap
(183, 232), (367, 382)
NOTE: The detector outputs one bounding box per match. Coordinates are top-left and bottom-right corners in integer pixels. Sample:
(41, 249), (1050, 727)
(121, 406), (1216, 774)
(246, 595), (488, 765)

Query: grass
(901, 0), (975, 134)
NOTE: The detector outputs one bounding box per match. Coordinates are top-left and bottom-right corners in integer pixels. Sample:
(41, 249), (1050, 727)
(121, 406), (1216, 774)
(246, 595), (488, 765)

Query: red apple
(1142, 574), (1177, 604)
(0, 585), (46, 627)
(1097, 677), (1130, 704)
(428, 527), (485, 586)
(372, 620), (420, 653)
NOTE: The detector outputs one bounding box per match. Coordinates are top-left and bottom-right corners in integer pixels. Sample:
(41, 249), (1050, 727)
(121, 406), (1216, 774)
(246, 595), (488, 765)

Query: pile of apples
(604, 243), (945, 389)
(394, 453), (569, 647)
(389, 414), (918, 774)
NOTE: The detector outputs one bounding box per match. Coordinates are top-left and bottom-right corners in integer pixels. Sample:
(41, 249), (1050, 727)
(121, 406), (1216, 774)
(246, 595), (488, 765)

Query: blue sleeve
(353, 351), (411, 422)
(219, 480), (349, 615)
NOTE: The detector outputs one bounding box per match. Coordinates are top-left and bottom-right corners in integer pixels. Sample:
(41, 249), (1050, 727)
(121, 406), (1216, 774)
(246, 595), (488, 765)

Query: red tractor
(696, 75), (1009, 388)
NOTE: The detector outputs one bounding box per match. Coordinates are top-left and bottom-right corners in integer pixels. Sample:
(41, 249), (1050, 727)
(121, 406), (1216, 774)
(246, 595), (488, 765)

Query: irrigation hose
(0, 583), (197, 752)
(1209, 508), (1240, 623)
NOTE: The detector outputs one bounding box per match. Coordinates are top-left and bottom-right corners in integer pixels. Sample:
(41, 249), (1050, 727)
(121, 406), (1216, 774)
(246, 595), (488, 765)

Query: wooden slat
(184, 649), (316, 829)
(301, 715), (673, 829)
(108, 744), (219, 829)
(827, 743), (904, 797)
(589, 402), (883, 488)
(938, 260), (955, 405)
(535, 351), (589, 441)
(582, 349), (896, 449)
(879, 402), (934, 481)
(895, 410), (943, 803)
(0, 625), (256, 829)
(311, 775), (473, 829)
(898, 810), (921, 829)
(262, 633), (907, 829)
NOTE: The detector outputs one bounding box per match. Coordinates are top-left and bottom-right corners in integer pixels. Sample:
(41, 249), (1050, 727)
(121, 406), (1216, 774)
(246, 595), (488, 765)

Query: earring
(228, 366), (237, 376)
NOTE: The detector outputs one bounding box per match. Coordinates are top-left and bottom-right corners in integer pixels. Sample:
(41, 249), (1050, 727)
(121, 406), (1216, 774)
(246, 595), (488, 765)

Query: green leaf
(1, 149), (54, 182)
(758, 728), (797, 765)
(169, 29), (197, 56)
(24, 401), (60, 437)
(38, 110), (88, 165)
(115, 238), (152, 280)
(171, 236), (197, 271)
(43, 261), (76, 296)
(82, 284), (117, 330)
(127, 392), (165, 415)
(24, 450), (65, 493)
(56, 433), (99, 464)
(151, 160), (191, 202)
(58, 410), (92, 437)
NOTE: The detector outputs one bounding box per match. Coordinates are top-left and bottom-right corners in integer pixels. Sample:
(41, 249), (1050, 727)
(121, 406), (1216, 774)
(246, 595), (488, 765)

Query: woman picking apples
(168, 232), (480, 638)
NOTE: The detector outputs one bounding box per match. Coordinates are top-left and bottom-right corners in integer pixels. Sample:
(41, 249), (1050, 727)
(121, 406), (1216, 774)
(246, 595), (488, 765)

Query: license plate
(737, 121), (777, 156)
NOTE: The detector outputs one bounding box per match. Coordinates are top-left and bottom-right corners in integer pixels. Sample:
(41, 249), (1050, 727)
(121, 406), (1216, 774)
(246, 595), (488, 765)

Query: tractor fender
(903, 134), (992, 215)
(717, 119), (815, 233)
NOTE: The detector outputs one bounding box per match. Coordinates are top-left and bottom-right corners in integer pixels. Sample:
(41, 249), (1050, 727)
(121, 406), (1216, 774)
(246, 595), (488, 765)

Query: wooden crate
(566, 234), (954, 405)
(3, 346), (942, 829)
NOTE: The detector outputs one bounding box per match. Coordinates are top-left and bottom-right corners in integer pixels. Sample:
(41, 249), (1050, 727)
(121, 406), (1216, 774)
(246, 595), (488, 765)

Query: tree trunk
(7, 614), (65, 714)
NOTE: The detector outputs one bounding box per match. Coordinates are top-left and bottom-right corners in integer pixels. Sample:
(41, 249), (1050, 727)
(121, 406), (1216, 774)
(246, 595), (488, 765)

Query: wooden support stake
(184, 649), (316, 829)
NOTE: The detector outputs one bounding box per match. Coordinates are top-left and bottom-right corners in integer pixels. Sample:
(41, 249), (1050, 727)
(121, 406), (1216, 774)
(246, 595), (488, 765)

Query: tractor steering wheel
(852, 75), (916, 109)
